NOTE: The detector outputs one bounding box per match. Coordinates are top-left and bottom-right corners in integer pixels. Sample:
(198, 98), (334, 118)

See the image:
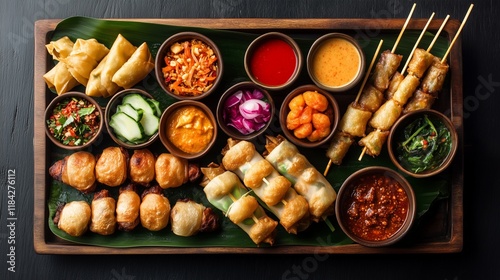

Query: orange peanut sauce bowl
(307, 33), (365, 92)
(155, 31), (224, 101)
(158, 100), (217, 160)
(279, 84), (339, 148)
(335, 166), (417, 247)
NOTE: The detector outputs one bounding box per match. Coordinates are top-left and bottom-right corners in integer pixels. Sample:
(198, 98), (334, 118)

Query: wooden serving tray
(34, 18), (463, 254)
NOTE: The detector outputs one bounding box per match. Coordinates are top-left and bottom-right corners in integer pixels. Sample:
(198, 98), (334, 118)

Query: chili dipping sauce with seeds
(342, 173), (409, 241)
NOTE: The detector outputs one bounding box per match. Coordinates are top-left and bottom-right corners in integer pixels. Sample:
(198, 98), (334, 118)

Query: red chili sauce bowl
(244, 32), (303, 91)
(335, 166), (416, 247)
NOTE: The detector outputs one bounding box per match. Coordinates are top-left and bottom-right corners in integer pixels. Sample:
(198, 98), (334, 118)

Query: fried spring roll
(265, 136), (337, 222)
(155, 153), (200, 189)
(201, 169), (277, 245)
(222, 139), (310, 234)
(421, 57), (449, 95)
(140, 185), (171, 231)
(170, 199), (219, 237)
(391, 74), (420, 105)
(325, 131), (355, 165)
(368, 99), (403, 131)
(338, 103), (373, 137)
(358, 129), (390, 157)
(95, 146), (128, 187)
(53, 201), (91, 237)
(370, 50), (403, 92)
(385, 71), (404, 100)
(129, 149), (156, 186)
(407, 48), (435, 79)
(358, 85), (385, 113)
(403, 89), (435, 113)
(116, 184), (140, 232)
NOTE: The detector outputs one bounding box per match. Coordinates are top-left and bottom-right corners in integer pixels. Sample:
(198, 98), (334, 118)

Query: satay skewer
(323, 6), (417, 175)
(358, 13), (439, 161)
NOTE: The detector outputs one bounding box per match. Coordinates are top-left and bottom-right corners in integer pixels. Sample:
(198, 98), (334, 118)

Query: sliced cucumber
(147, 98), (162, 117)
(109, 112), (145, 142)
(140, 113), (160, 136)
(122, 93), (156, 116)
(117, 103), (144, 122)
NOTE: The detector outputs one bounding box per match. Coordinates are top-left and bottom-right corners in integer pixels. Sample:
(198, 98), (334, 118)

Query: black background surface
(1, 0), (499, 279)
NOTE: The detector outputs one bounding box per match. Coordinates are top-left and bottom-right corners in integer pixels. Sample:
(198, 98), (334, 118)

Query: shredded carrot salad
(162, 39), (218, 97)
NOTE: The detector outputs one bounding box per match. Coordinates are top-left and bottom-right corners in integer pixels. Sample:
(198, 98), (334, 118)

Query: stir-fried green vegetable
(396, 114), (452, 173)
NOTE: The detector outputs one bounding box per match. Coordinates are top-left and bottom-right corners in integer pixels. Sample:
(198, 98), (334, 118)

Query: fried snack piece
(170, 199), (219, 237)
(112, 42), (154, 89)
(116, 184), (140, 231)
(140, 186), (170, 231)
(49, 151), (96, 193)
(95, 146), (128, 187)
(90, 189), (116, 235)
(129, 149), (156, 186)
(53, 200), (91, 237)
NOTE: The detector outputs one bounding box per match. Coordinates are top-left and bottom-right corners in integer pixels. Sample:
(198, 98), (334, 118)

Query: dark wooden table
(1, 0), (499, 279)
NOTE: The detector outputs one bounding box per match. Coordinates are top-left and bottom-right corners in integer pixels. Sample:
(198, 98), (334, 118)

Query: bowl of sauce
(307, 33), (365, 92)
(244, 32), (303, 91)
(335, 166), (416, 247)
(388, 109), (458, 178)
(159, 100), (217, 159)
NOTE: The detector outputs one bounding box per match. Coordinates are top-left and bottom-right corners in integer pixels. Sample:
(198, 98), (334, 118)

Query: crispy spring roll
(222, 139), (310, 234)
(155, 153), (200, 189)
(385, 71), (404, 100)
(368, 99), (403, 131)
(62, 38), (109, 86)
(116, 183), (141, 232)
(421, 57), (449, 95)
(358, 129), (390, 157)
(140, 186), (170, 231)
(403, 89), (435, 113)
(370, 50), (403, 92)
(43, 62), (81, 95)
(45, 36), (74, 61)
(170, 198), (219, 237)
(325, 131), (355, 165)
(53, 201), (91, 237)
(391, 74), (420, 105)
(200, 168), (277, 246)
(264, 136), (337, 222)
(338, 103), (373, 137)
(407, 48), (435, 79)
(95, 146), (128, 187)
(112, 42), (155, 89)
(357, 85), (385, 113)
(129, 149), (156, 186)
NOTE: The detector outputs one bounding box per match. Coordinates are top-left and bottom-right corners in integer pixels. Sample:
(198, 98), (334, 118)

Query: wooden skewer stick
(441, 4), (474, 63)
(427, 15), (450, 52)
(401, 12), (435, 75)
(354, 39), (384, 104)
(359, 12), (436, 162)
(392, 3), (417, 53)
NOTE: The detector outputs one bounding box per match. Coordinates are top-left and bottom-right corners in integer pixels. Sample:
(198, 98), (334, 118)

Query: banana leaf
(46, 16), (451, 248)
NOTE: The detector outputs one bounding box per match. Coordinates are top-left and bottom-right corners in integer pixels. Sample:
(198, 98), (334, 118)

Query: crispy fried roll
(49, 151), (96, 193)
(129, 149), (156, 186)
(95, 146), (128, 187)
(369, 99), (403, 131)
(370, 50), (403, 92)
(358, 129), (390, 157)
(54, 201), (91, 237)
(90, 189), (116, 235)
(338, 103), (373, 137)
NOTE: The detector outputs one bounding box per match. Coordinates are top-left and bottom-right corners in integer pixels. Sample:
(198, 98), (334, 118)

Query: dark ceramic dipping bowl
(279, 84), (339, 148)
(45, 91), (104, 150)
(307, 33), (365, 92)
(335, 166), (417, 247)
(217, 81), (275, 141)
(244, 32), (303, 91)
(159, 100), (217, 160)
(155, 32), (223, 101)
(387, 109), (458, 178)
(105, 88), (160, 149)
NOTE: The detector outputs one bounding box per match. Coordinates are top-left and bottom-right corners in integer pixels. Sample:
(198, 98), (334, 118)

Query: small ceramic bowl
(307, 33), (365, 92)
(45, 91), (104, 150)
(387, 109), (458, 178)
(155, 32), (223, 100)
(335, 166), (417, 247)
(105, 88), (160, 149)
(244, 32), (303, 91)
(159, 100), (217, 160)
(217, 81), (275, 141)
(279, 84), (339, 148)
